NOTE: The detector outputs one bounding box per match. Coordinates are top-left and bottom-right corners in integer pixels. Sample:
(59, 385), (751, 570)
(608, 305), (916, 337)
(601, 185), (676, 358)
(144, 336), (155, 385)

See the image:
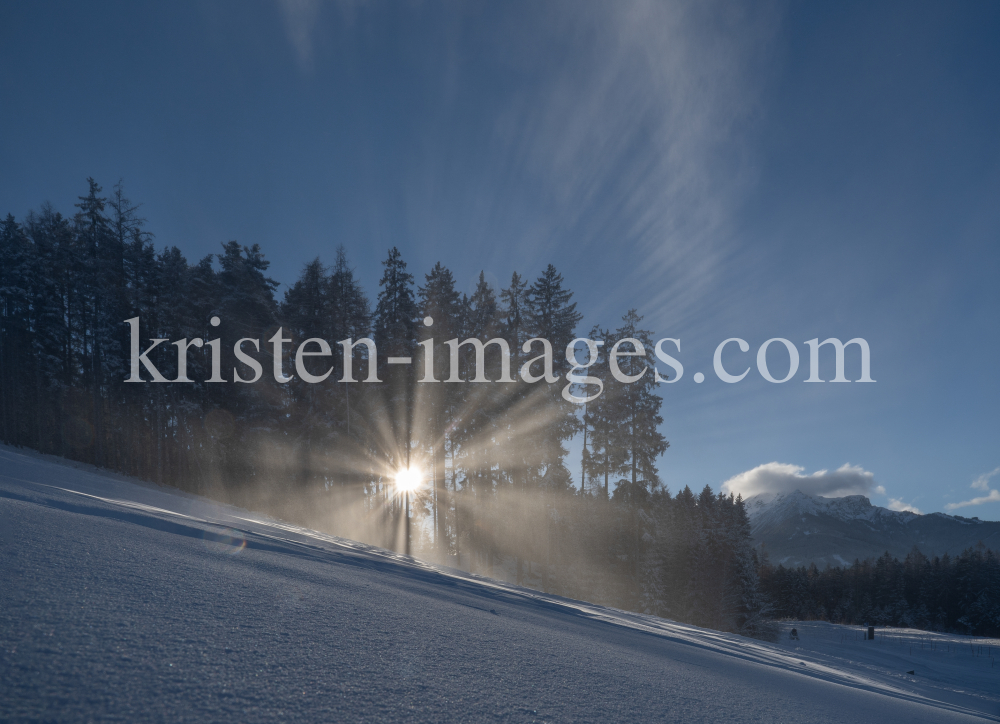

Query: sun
(394, 466), (423, 493)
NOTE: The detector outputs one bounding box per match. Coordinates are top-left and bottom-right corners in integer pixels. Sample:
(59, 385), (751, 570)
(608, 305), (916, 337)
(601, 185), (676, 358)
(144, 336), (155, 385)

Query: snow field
(1, 446), (997, 722)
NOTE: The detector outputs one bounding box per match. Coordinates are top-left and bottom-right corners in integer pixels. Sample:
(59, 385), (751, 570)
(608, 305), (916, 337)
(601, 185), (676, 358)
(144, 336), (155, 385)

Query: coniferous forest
(762, 547), (1000, 636)
(2, 180), (997, 638)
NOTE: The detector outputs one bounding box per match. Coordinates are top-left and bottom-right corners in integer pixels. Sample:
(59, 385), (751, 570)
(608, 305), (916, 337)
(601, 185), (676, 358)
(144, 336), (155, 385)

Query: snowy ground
(1, 446), (997, 723)
(771, 621), (998, 717)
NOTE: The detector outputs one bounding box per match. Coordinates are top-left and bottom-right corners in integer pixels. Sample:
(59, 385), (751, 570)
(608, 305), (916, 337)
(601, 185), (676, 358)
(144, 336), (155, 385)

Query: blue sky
(2, 1), (998, 517)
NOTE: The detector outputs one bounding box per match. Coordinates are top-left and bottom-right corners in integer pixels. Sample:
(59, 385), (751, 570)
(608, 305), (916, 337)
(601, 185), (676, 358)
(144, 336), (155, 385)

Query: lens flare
(394, 467), (422, 493)
(202, 526), (247, 556)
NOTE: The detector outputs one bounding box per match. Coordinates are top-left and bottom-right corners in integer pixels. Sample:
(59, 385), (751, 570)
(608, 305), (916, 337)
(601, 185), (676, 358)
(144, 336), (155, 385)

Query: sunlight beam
(394, 466), (423, 493)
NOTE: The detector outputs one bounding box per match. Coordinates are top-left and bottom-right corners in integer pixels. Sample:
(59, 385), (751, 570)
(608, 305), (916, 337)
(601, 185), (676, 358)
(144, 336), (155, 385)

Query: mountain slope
(746, 490), (1000, 569)
(1, 447), (996, 722)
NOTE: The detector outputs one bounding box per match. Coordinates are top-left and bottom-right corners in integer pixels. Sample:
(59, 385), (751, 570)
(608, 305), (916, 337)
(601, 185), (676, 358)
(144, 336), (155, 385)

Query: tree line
(762, 545), (1000, 637)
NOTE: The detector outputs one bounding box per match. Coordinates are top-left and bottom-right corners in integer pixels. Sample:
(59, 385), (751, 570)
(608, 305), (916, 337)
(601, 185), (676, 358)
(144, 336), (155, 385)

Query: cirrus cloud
(277, 0), (322, 70)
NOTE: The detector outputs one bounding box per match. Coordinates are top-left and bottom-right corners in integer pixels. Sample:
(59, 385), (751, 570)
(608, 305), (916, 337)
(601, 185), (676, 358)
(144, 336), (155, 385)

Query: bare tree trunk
(92, 344), (103, 467)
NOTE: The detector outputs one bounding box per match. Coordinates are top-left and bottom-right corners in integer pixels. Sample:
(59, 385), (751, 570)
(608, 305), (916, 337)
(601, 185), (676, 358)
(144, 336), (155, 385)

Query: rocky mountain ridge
(744, 490), (1000, 569)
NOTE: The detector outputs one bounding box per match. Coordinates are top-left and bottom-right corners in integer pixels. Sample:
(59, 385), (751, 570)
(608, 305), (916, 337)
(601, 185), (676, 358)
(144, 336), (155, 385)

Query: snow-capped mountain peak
(743, 490), (998, 569)
(744, 489), (903, 530)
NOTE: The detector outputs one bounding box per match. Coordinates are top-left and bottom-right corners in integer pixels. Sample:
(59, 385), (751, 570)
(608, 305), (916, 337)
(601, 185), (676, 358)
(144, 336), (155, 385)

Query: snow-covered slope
(745, 490), (1000, 569)
(2, 447), (997, 722)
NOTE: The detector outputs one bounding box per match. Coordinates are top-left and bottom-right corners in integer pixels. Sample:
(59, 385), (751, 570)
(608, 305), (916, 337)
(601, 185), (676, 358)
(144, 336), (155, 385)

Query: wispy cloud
(277, 0), (322, 70)
(945, 467), (1000, 510)
(449, 1), (782, 326)
(971, 467), (999, 491)
(270, 0), (782, 327)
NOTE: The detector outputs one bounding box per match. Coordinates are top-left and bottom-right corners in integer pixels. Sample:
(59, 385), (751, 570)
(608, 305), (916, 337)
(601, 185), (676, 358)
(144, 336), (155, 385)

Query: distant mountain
(744, 490), (1000, 569)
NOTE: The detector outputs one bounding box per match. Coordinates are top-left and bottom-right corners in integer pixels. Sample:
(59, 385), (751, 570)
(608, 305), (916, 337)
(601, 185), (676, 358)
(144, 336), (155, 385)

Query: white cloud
(944, 490), (1000, 510)
(886, 498), (921, 514)
(721, 462), (880, 499)
(945, 468), (1000, 510)
(723, 462), (924, 511)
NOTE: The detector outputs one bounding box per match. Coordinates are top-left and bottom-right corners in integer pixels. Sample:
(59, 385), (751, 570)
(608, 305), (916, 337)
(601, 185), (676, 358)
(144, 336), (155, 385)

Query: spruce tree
(74, 178), (114, 465)
(609, 309), (668, 495)
(215, 241), (280, 491)
(281, 258), (331, 489)
(0, 215), (32, 446)
(524, 264), (582, 588)
(581, 324), (626, 498)
(25, 205), (76, 455)
(524, 264), (582, 485)
(498, 271), (534, 581)
(462, 272), (504, 573)
(326, 246), (371, 494)
(373, 247), (418, 367)
(418, 262), (462, 557)
(373, 247), (418, 549)
(328, 245), (371, 381)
